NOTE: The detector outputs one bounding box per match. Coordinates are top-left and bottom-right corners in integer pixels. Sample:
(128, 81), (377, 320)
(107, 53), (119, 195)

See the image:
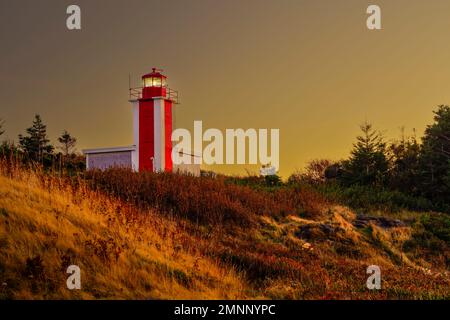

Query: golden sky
(1, 0), (450, 177)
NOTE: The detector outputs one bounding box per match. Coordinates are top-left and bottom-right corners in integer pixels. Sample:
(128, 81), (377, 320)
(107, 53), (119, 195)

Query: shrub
(84, 168), (328, 227)
(314, 182), (434, 213)
(404, 213), (450, 268)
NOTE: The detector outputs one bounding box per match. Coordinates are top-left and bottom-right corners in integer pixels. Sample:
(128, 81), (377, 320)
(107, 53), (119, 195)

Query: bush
(419, 213), (450, 244)
(84, 169), (328, 227)
(86, 169), (321, 225)
(314, 182), (434, 213)
(404, 213), (450, 267)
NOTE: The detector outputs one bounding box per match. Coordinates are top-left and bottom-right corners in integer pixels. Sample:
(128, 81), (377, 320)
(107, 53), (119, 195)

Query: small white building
(84, 146), (137, 171)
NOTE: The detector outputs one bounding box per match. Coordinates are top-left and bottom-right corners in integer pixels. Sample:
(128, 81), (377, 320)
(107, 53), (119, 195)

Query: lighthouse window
(143, 77), (165, 87)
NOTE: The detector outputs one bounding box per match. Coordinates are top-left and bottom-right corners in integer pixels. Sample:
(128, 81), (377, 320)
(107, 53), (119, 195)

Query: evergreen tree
(341, 122), (388, 186)
(419, 105), (450, 204)
(0, 118), (4, 137)
(58, 130), (77, 156)
(18, 114), (54, 162)
(388, 128), (421, 193)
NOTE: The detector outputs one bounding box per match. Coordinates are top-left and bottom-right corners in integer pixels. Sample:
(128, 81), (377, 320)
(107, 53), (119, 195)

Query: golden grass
(0, 163), (448, 299)
(0, 172), (246, 299)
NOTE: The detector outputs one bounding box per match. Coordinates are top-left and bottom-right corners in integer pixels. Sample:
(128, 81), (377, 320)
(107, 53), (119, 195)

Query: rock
(295, 223), (344, 242)
(354, 215), (406, 229)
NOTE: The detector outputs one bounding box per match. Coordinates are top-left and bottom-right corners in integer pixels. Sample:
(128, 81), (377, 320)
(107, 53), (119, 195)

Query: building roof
(82, 146), (136, 154)
(142, 68), (166, 79)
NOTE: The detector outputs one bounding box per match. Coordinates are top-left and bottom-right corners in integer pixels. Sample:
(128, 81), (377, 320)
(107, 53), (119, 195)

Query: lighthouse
(82, 68), (199, 175)
(130, 68), (177, 172)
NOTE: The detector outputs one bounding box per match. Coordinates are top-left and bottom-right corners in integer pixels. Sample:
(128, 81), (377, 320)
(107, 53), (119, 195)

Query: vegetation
(0, 160), (448, 299)
(0, 105), (449, 299)
(0, 114), (85, 173)
(0, 118), (4, 137)
(419, 105), (450, 210)
(341, 122), (389, 187)
(307, 184), (429, 213)
(0, 162), (243, 299)
(58, 130), (77, 156)
(18, 114), (54, 164)
(84, 168), (326, 226)
(286, 105), (450, 213)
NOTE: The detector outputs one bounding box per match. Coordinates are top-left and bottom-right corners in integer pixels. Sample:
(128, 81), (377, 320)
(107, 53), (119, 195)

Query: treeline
(0, 114), (85, 172)
(289, 105), (450, 213)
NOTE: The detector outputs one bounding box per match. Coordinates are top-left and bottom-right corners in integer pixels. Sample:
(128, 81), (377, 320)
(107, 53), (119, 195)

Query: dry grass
(0, 162), (449, 299)
(83, 169), (328, 227)
(0, 164), (245, 299)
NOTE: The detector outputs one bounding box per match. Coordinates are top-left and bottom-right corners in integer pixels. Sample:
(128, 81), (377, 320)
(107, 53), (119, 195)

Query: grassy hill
(0, 162), (448, 299)
(0, 166), (244, 299)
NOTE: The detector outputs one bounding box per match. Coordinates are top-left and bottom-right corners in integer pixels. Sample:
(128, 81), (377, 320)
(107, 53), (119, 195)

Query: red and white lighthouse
(83, 68), (195, 174)
(130, 68), (178, 172)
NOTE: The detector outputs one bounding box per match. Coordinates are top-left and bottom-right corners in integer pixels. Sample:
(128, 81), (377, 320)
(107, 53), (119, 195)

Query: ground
(0, 164), (448, 299)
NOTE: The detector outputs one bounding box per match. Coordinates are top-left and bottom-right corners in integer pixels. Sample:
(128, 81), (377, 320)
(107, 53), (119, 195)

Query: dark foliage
(18, 114), (54, 164)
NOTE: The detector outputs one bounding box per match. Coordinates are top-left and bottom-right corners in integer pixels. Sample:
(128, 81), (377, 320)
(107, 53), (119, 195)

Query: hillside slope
(0, 172), (245, 299)
(0, 165), (449, 299)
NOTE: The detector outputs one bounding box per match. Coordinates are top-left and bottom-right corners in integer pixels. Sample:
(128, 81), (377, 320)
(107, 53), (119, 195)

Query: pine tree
(388, 128), (421, 193)
(419, 105), (450, 204)
(341, 122), (388, 186)
(18, 114), (54, 162)
(58, 130), (77, 156)
(0, 118), (4, 137)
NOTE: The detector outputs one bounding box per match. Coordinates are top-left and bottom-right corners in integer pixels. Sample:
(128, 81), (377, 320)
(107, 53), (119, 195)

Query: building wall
(87, 151), (133, 171)
(86, 149), (200, 175)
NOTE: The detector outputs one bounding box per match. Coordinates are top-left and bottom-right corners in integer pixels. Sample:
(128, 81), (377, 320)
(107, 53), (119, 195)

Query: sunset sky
(1, 0), (450, 177)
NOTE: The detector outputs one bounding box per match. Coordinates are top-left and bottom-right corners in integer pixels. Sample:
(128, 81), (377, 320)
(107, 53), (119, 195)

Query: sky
(1, 0), (450, 177)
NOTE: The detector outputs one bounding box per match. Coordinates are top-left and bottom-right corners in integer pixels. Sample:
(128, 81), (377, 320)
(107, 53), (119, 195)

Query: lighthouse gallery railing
(129, 87), (179, 104)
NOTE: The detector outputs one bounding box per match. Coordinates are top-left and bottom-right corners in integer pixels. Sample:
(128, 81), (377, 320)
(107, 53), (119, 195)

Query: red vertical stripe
(164, 100), (173, 171)
(139, 100), (155, 172)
